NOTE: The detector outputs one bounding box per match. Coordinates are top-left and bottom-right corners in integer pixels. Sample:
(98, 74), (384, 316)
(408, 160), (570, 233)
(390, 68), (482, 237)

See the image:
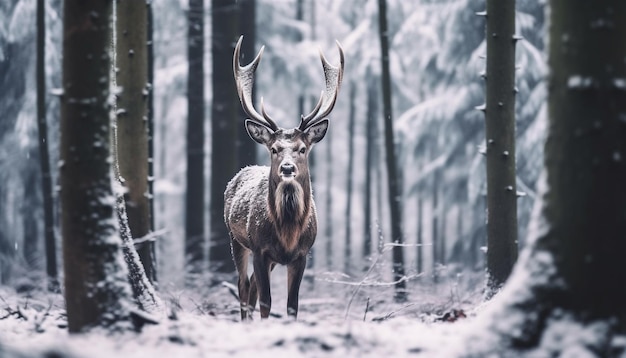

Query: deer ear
(246, 119), (274, 144)
(304, 118), (329, 144)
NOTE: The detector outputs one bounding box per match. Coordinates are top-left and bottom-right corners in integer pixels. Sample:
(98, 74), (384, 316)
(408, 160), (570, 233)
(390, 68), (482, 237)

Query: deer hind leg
(287, 256), (307, 318)
(231, 239), (251, 321)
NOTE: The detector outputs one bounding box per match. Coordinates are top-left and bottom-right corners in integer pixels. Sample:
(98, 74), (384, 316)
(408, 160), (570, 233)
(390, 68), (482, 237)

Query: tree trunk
(61, 0), (133, 332)
(377, 0), (406, 302)
(209, 0), (239, 273)
(345, 82), (356, 274)
(116, 0), (155, 284)
(37, 0), (58, 290)
(416, 196), (422, 274)
(237, 0), (256, 169)
(467, 1), (626, 354)
(146, 0), (157, 283)
(484, 0), (519, 294)
(186, 0), (206, 274)
(325, 128), (333, 270)
(432, 170), (439, 283)
(363, 68), (378, 263)
(22, 160), (40, 271)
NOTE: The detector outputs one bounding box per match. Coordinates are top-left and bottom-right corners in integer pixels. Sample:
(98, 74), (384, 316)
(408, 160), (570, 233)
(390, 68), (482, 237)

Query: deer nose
(280, 163), (296, 176)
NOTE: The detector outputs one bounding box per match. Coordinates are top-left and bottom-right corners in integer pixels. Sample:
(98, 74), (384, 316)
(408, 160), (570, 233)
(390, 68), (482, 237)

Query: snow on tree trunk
(466, 1), (626, 355)
(60, 0), (133, 332)
(115, 190), (161, 313)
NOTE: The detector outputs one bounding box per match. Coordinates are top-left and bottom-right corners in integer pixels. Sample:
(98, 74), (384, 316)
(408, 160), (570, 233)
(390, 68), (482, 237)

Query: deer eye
(299, 147), (306, 154)
(271, 147), (278, 155)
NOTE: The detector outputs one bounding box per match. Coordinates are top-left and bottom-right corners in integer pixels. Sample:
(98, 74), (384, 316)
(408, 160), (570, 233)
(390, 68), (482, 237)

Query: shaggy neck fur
(268, 178), (311, 252)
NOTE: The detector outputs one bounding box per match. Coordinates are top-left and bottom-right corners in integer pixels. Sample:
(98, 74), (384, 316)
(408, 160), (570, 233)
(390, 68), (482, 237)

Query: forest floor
(0, 268), (486, 357)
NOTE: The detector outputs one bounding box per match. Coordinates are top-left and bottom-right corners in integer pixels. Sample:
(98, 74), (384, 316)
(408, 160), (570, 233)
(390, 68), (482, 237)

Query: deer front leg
(248, 263), (275, 318)
(252, 252), (273, 319)
(287, 255), (307, 318)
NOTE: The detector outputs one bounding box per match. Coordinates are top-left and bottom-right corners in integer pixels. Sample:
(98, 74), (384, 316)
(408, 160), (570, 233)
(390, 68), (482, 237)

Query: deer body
(225, 165), (317, 266)
(226, 36), (343, 320)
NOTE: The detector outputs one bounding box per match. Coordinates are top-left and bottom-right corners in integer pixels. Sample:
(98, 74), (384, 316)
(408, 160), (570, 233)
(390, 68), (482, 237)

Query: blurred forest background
(0, 0), (546, 294)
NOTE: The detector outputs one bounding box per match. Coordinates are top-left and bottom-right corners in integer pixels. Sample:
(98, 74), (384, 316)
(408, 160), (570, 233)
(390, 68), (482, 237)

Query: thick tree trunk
(209, 0), (239, 273)
(377, 0), (406, 302)
(61, 0), (133, 332)
(186, 0), (206, 274)
(467, 1), (626, 355)
(116, 0), (155, 284)
(484, 0), (519, 293)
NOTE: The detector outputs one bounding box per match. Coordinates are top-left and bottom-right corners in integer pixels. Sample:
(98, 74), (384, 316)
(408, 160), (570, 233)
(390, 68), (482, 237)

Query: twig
(133, 228), (168, 245)
(372, 302), (418, 322)
(34, 301), (53, 333)
(221, 281), (239, 301)
(324, 273), (423, 287)
(363, 297), (370, 322)
(343, 251), (384, 320)
(383, 242), (432, 248)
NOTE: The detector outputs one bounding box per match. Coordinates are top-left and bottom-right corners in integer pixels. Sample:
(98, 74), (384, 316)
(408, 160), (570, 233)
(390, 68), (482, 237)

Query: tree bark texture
(116, 0), (155, 283)
(543, 0), (626, 322)
(484, 0), (519, 292)
(186, 0), (206, 273)
(61, 0), (132, 332)
(209, 0), (239, 273)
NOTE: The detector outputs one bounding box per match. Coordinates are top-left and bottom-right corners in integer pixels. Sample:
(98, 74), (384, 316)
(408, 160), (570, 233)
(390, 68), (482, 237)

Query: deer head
(233, 34), (344, 159)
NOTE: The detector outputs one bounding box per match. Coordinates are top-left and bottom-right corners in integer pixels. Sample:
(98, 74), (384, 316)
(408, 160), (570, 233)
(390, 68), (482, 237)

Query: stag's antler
(233, 36), (279, 131)
(298, 41), (345, 131)
(234, 36), (344, 132)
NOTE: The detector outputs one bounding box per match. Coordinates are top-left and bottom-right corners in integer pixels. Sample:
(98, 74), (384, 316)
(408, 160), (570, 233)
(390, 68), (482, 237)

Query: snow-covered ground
(0, 270), (484, 358)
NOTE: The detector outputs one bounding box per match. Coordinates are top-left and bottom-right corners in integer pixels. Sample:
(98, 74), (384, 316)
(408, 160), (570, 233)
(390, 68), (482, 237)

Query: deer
(224, 36), (344, 320)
